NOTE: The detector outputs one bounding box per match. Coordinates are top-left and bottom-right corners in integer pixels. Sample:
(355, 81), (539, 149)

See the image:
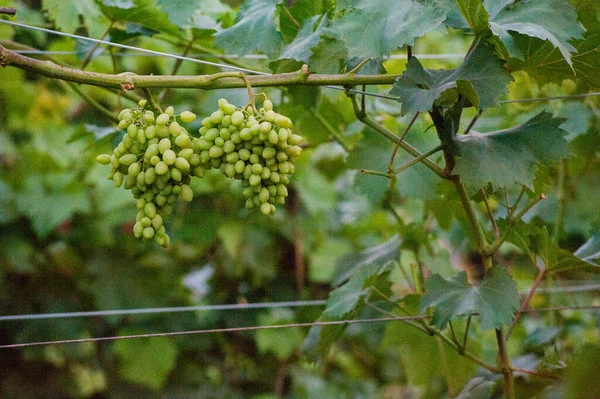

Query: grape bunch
(193, 98), (303, 215)
(96, 100), (199, 247)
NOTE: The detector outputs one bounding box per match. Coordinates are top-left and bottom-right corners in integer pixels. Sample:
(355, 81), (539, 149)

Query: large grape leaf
(420, 266), (520, 330)
(508, 33), (600, 88)
(452, 112), (571, 193)
(43, 0), (105, 35)
(390, 42), (512, 115)
(453, 0), (585, 67)
(156, 0), (201, 26)
(100, 0), (181, 36)
(213, 0), (282, 58)
(308, 37), (348, 73)
(156, 0), (230, 30)
(325, 261), (393, 318)
(327, 0), (450, 59)
(277, 15), (327, 64)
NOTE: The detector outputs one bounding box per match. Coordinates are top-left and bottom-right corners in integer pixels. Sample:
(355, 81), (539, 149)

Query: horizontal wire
(10, 49), (466, 60)
(0, 20), (269, 76)
(2, 282), (598, 322)
(0, 300), (327, 322)
(3, 21), (598, 105)
(1, 305), (598, 349)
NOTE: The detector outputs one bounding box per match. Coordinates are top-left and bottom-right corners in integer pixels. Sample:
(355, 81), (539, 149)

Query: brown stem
(463, 109), (482, 135)
(480, 188), (500, 239)
(0, 7), (16, 16)
(496, 327), (515, 399)
(511, 367), (562, 381)
(506, 269), (545, 339)
(388, 111), (419, 172)
(462, 315), (472, 350)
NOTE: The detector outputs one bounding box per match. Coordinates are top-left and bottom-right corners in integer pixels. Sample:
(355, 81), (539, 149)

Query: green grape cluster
(193, 98), (303, 215)
(96, 100), (199, 247)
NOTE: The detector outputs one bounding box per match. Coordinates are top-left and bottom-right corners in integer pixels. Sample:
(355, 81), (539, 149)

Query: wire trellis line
(0, 300), (327, 322)
(1, 305), (598, 349)
(3, 20), (597, 105)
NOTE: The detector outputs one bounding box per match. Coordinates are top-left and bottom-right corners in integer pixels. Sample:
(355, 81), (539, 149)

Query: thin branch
(361, 169), (393, 178)
(506, 269), (546, 339)
(448, 321), (460, 346)
(364, 301), (428, 333)
(462, 315), (472, 350)
(496, 327), (515, 399)
(80, 21), (114, 70)
(349, 93), (448, 179)
(64, 82), (117, 123)
(480, 188), (500, 239)
(463, 109), (482, 135)
(485, 193), (546, 256)
(348, 57), (371, 75)
(508, 186), (527, 219)
(0, 45), (396, 89)
(393, 145), (444, 175)
(158, 39), (195, 103)
(312, 110), (352, 152)
(143, 88), (162, 113)
(0, 7), (16, 16)
(388, 111), (419, 171)
(511, 367), (562, 381)
(453, 179), (489, 262)
(281, 5), (301, 29)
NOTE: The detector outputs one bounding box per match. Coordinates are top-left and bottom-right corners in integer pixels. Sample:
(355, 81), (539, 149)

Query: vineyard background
(1, 0), (600, 398)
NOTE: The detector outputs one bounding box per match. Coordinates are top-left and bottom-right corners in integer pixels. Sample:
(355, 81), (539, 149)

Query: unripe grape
(128, 162), (141, 176)
(159, 138), (171, 154)
(165, 106), (175, 116)
(143, 226), (155, 239)
(259, 187), (270, 203)
(169, 121), (181, 136)
(133, 222), (144, 238)
(178, 148), (194, 159)
(223, 103), (237, 115)
(156, 125), (170, 138)
(210, 110), (224, 124)
(145, 168), (157, 185)
(231, 111), (244, 125)
(209, 146), (224, 158)
(180, 111), (196, 122)
(96, 154), (111, 165)
(175, 157), (190, 173)
(156, 113), (170, 125)
(260, 122), (272, 134)
(249, 174), (261, 186)
(289, 134), (302, 145)
(263, 99), (273, 111)
(155, 161), (169, 175)
(113, 172), (123, 187)
(150, 155), (160, 165)
(171, 168), (182, 182)
(119, 153), (137, 166)
(260, 203), (271, 215)
(163, 149), (176, 165)
(218, 98), (228, 108)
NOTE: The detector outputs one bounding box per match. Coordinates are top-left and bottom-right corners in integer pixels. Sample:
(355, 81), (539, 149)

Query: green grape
(180, 111), (196, 123)
(96, 154), (111, 165)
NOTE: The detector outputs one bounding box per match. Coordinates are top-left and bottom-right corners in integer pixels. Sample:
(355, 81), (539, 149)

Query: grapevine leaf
(508, 33), (600, 88)
(113, 333), (178, 390)
(551, 234), (600, 273)
(278, 0), (328, 42)
(213, 0), (282, 59)
(332, 234), (400, 286)
(156, 0), (201, 26)
(452, 112), (571, 193)
(43, 0), (103, 34)
(100, 0), (181, 36)
(101, 0), (134, 7)
(453, 0), (584, 67)
(277, 15), (326, 64)
(301, 316), (347, 362)
(455, 377), (495, 399)
(324, 261), (393, 318)
(327, 0), (450, 59)
(309, 37), (348, 74)
(420, 266), (520, 330)
(488, 0), (584, 67)
(390, 42), (512, 115)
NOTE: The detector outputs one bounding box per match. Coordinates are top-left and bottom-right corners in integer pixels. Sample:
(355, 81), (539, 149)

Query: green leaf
(156, 0), (200, 26)
(454, 0), (584, 67)
(325, 261), (392, 318)
(390, 42), (512, 115)
(420, 266), (520, 330)
(309, 37), (348, 73)
(508, 33), (600, 88)
(565, 343), (600, 399)
(551, 234), (600, 273)
(213, 0), (282, 58)
(277, 15), (326, 64)
(301, 316), (347, 362)
(489, 0), (584, 67)
(328, 0), (450, 59)
(43, 0), (103, 34)
(455, 377), (495, 399)
(113, 333), (178, 390)
(332, 234), (401, 286)
(100, 0), (181, 36)
(452, 112), (571, 193)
